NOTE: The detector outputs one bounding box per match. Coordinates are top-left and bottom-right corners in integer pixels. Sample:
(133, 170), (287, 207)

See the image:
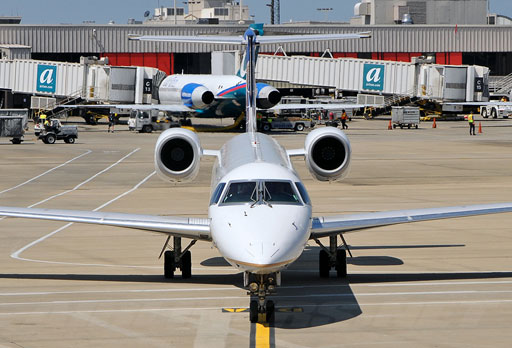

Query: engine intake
(155, 128), (202, 183)
(304, 127), (351, 182)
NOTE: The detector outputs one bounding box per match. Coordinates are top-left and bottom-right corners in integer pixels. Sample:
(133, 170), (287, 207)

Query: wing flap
(311, 203), (512, 238)
(0, 206), (211, 241)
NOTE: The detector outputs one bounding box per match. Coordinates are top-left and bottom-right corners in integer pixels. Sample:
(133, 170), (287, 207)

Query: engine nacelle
(181, 83), (215, 109)
(256, 83), (282, 109)
(159, 75), (214, 110)
(154, 128), (202, 183)
(304, 127), (351, 182)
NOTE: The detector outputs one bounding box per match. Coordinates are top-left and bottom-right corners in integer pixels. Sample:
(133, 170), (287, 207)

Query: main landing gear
(315, 235), (352, 278)
(246, 272), (279, 323)
(160, 236), (197, 279)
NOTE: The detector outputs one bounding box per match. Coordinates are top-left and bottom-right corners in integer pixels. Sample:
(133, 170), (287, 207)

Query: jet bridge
(255, 54), (489, 105)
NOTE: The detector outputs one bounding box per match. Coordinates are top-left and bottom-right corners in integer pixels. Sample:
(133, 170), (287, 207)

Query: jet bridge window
(222, 181), (257, 204)
(264, 181), (300, 204)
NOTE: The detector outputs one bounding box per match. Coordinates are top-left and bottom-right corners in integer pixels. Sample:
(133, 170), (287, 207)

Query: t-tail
(242, 25), (263, 134)
(236, 24), (263, 80)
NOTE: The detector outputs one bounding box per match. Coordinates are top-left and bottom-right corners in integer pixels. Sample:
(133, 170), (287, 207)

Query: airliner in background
(2, 27), (512, 324)
(64, 25), (376, 123)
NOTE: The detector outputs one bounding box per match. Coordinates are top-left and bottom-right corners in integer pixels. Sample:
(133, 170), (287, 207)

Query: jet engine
(158, 75), (215, 110)
(154, 128), (203, 183)
(256, 84), (282, 109)
(180, 83), (215, 109)
(304, 127), (351, 182)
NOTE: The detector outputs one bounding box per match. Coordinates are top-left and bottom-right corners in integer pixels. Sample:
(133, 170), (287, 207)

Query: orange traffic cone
(478, 122), (482, 134)
(432, 118), (437, 128)
(388, 120), (392, 130)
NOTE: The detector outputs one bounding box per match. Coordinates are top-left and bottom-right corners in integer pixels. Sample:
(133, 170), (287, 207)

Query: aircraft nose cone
(246, 241), (280, 264)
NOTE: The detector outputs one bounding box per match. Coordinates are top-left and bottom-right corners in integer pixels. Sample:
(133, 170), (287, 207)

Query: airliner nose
(246, 240), (280, 264)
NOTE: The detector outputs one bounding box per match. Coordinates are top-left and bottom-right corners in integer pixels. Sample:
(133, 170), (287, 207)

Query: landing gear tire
(164, 250), (175, 279)
(181, 250), (192, 279)
(266, 300), (275, 322)
(250, 300), (259, 323)
(335, 249), (347, 278)
(319, 249), (330, 278)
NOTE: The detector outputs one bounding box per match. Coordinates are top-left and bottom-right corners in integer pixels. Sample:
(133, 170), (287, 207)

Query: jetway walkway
(256, 54), (489, 105)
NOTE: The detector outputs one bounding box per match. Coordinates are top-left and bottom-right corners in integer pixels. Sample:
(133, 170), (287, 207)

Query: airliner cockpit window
(263, 181), (300, 204)
(222, 181), (257, 204)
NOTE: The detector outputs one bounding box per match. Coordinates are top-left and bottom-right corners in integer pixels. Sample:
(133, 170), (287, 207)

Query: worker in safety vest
(468, 111), (476, 136)
(341, 109), (348, 130)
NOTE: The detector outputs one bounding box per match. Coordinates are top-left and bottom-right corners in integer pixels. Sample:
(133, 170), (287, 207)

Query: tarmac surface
(1, 116), (512, 347)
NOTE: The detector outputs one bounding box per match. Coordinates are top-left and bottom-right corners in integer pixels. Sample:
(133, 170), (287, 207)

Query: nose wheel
(248, 274), (277, 323)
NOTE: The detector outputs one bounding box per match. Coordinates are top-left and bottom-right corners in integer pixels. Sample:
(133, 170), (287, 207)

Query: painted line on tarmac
(2, 299), (512, 316)
(3, 279), (512, 297)
(2, 289), (512, 307)
(10, 149), (145, 262)
(0, 149), (92, 196)
(27, 147), (140, 208)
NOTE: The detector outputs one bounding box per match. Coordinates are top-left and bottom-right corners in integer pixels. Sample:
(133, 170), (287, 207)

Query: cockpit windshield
(222, 181), (257, 204)
(220, 180), (301, 206)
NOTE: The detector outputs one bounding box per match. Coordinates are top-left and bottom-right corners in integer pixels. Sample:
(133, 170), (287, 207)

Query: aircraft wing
(0, 206), (211, 241)
(268, 103), (379, 111)
(129, 32), (371, 45)
(60, 104), (193, 112)
(310, 203), (512, 239)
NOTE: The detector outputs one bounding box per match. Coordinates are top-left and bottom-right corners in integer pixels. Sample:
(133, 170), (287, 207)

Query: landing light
(249, 282), (259, 292)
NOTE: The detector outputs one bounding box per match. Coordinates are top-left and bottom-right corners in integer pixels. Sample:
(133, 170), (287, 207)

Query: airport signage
(37, 65), (57, 93)
(363, 64), (385, 91)
(143, 79), (153, 94)
(474, 77), (484, 92)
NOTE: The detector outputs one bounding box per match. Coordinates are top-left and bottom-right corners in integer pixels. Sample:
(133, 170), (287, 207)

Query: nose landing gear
(247, 273), (278, 323)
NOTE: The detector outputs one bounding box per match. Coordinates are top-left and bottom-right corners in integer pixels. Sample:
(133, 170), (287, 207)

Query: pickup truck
(258, 117), (315, 132)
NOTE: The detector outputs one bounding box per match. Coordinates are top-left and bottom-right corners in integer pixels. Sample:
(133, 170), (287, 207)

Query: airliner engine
(256, 85), (282, 109)
(155, 128), (203, 183)
(159, 76), (214, 109)
(304, 127), (351, 182)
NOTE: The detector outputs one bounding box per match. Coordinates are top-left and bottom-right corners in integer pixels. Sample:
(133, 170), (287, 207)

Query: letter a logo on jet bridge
(363, 63), (385, 91)
(37, 65), (57, 93)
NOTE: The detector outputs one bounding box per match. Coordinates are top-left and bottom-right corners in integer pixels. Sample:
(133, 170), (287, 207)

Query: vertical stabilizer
(236, 24), (264, 79)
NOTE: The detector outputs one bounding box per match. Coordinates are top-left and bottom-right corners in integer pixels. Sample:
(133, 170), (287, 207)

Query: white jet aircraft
(2, 27), (512, 323)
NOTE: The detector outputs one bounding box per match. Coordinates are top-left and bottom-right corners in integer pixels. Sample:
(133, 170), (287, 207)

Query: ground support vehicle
(0, 109), (28, 144)
(38, 119), (78, 144)
(128, 110), (179, 133)
(258, 117), (314, 132)
(480, 104), (511, 119)
(392, 106), (420, 129)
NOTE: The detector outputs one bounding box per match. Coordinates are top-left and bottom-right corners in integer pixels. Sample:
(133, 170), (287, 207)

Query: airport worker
(329, 112), (334, 120)
(108, 112), (116, 133)
(341, 109), (348, 130)
(468, 111), (476, 135)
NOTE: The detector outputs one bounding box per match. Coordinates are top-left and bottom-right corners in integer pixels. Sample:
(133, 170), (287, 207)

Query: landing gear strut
(247, 272), (279, 323)
(315, 235), (352, 278)
(159, 236), (196, 279)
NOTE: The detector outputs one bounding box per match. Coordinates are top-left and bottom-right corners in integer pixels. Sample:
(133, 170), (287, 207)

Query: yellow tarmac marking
(255, 318), (270, 348)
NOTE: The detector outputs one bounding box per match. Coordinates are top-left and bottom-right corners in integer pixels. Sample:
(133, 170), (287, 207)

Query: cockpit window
(222, 181), (257, 204)
(295, 182), (311, 205)
(264, 181), (300, 204)
(209, 183), (226, 205)
(220, 180), (302, 206)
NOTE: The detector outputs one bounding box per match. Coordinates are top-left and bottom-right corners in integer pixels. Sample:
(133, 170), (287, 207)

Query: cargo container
(0, 109), (29, 144)
(392, 106), (420, 129)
